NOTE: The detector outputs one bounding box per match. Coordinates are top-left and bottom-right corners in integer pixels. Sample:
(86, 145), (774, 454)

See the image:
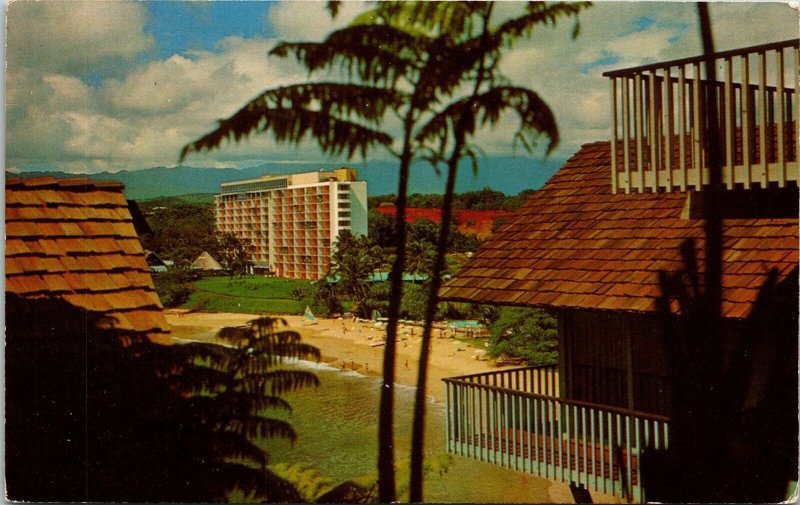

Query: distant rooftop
(219, 167), (360, 194)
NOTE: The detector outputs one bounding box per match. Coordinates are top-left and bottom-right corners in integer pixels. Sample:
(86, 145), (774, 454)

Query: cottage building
(440, 40), (798, 502)
(5, 176), (173, 500)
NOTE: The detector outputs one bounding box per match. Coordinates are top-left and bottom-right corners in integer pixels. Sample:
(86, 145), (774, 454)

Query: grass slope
(184, 276), (312, 315)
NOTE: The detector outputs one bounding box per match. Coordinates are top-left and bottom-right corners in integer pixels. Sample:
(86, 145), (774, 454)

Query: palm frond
(213, 430), (269, 468)
(225, 415), (297, 442)
(170, 365), (233, 395)
(360, 2), (486, 40)
(270, 25), (426, 85)
(492, 2), (590, 47)
(237, 369), (321, 396)
(417, 86), (559, 155)
(180, 83), (400, 162)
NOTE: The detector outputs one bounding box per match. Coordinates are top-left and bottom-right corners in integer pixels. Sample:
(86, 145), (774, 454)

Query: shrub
(152, 270), (196, 307)
(487, 307), (558, 366)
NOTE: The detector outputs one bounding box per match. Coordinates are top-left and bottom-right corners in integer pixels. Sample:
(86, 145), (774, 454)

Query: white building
(215, 168), (368, 279)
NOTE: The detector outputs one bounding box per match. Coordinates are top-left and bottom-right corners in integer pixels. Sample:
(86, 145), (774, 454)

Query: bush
(152, 270), (197, 307)
(487, 307), (558, 366)
(303, 282), (342, 318)
(400, 283), (428, 321)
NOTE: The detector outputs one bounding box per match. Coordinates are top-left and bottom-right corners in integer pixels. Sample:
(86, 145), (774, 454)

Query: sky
(5, 1), (799, 183)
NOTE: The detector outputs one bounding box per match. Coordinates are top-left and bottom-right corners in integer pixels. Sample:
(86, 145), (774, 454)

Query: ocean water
(268, 362), (554, 503)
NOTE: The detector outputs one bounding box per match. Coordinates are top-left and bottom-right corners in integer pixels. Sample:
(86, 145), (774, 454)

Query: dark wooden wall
(558, 309), (671, 416)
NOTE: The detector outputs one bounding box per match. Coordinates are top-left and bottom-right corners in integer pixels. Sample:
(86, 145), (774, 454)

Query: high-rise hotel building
(215, 168), (367, 279)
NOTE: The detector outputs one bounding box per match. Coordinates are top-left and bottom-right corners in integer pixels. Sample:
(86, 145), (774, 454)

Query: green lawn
(183, 276), (312, 315)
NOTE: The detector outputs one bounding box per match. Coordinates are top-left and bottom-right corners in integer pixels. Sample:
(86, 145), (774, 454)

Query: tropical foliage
(486, 307), (558, 366)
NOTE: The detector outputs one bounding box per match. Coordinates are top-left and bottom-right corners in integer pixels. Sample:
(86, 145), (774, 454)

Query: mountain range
(6, 156), (564, 200)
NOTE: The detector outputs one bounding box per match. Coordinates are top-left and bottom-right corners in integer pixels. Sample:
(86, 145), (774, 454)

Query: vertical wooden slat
(526, 396), (532, 473)
(477, 385), (484, 461)
(445, 382), (451, 452)
(590, 408), (597, 492)
(634, 418), (642, 503)
(486, 389), (497, 463)
(512, 392), (519, 471)
(581, 407), (588, 488)
(625, 416), (633, 502)
(565, 404), (572, 485)
(555, 401), (562, 482)
(534, 397), (541, 475)
(654, 420), (660, 451)
(664, 67), (674, 191)
(692, 62), (703, 190)
(468, 383), (475, 459)
(611, 78), (619, 193)
(608, 412), (615, 496)
(648, 71), (659, 191)
(600, 411), (607, 494)
(623, 77), (632, 193)
(504, 392), (510, 468)
(742, 53), (752, 189)
(678, 66), (687, 191)
(545, 399), (552, 478)
(776, 49), (786, 186)
(758, 50), (769, 186)
(724, 57), (735, 188)
(617, 414), (624, 500)
(635, 74), (645, 192)
(453, 383), (463, 455)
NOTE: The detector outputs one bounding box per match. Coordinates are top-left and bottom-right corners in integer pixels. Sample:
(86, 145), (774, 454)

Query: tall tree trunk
(408, 128), (465, 502)
(378, 112), (415, 503)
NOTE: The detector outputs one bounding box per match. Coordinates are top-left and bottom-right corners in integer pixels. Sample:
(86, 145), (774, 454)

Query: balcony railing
(443, 366), (670, 503)
(605, 39), (799, 193)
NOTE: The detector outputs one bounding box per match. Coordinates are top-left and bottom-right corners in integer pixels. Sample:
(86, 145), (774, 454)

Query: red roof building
(375, 205), (514, 239)
(5, 177), (171, 344)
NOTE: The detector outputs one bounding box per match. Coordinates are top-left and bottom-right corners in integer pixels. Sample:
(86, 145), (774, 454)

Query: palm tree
(364, 3), (588, 499)
(179, 6), (532, 498)
(167, 316), (321, 501)
(331, 232), (378, 318)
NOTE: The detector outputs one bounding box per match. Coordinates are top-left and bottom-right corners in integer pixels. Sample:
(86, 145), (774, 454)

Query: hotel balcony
(443, 366), (670, 503)
(606, 39), (798, 193)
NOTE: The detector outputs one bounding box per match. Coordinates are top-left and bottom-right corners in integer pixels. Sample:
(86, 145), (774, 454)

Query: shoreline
(164, 310), (505, 402)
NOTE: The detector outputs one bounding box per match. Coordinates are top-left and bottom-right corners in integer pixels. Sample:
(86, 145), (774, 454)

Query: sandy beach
(165, 309), (503, 403)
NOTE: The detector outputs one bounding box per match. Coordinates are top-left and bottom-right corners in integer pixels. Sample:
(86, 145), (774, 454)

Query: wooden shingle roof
(6, 177), (171, 343)
(440, 141), (798, 319)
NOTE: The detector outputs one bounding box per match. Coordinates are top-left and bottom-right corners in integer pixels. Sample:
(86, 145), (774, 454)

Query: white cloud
(268, 1), (370, 41)
(5, 1), (799, 174)
(7, 1), (154, 76)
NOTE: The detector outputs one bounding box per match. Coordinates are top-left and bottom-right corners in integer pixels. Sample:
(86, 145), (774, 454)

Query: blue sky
(145, 2), (277, 59)
(6, 1), (799, 195)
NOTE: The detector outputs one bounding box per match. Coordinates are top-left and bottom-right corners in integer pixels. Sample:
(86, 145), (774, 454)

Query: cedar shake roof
(6, 177), (171, 344)
(440, 141), (798, 319)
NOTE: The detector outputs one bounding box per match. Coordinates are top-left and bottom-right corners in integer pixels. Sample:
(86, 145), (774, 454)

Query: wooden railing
(443, 366), (670, 503)
(605, 39), (799, 193)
